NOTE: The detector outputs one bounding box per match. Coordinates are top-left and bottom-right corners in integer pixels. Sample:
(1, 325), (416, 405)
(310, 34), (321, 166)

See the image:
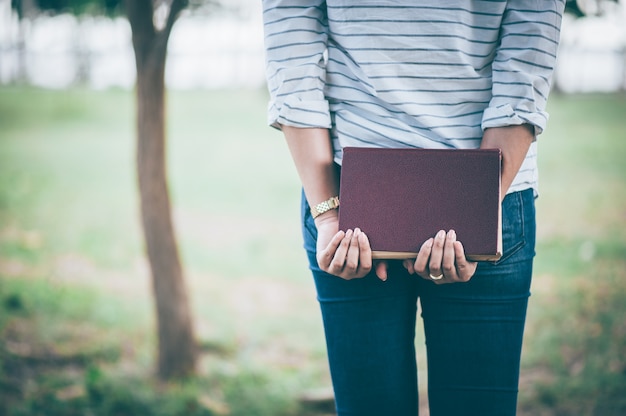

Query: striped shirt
(263, 1), (565, 195)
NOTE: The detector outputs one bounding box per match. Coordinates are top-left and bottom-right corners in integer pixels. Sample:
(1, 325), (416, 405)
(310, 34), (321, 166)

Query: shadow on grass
(518, 239), (626, 416)
(0, 278), (326, 416)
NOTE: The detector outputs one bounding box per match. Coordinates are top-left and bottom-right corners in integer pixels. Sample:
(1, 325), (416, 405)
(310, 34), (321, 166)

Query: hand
(315, 214), (381, 280)
(403, 229), (477, 284)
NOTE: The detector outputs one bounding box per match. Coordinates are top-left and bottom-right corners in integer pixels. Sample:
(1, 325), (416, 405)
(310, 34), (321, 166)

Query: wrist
(314, 209), (339, 228)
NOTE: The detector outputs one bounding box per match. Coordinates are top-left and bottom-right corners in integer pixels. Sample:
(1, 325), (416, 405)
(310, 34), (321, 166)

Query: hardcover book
(338, 147), (502, 261)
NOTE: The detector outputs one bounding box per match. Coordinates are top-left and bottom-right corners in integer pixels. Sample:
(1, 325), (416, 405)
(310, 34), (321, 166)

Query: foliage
(11, 0), (225, 20)
(11, 0), (122, 17)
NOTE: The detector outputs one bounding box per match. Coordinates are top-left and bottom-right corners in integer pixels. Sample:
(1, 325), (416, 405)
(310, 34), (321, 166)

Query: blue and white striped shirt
(263, 1), (565, 195)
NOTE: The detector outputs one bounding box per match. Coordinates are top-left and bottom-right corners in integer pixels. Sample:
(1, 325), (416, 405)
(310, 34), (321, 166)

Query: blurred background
(1, 0), (626, 91)
(0, 0), (625, 415)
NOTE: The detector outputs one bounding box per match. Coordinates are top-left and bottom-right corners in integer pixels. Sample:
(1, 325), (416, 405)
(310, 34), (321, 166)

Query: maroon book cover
(338, 147), (502, 261)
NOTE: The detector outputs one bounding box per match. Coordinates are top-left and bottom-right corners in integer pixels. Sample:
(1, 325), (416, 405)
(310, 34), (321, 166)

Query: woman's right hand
(315, 213), (377, 280)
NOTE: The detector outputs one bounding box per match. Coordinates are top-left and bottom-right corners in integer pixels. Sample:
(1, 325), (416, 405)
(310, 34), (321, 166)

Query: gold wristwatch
(311, 196), (340, 219)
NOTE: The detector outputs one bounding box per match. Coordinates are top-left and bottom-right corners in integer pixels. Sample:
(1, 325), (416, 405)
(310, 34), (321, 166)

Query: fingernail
(426, 238), (434, 248)
(448, 229), (456, 239)
(437, 230), (446, 239)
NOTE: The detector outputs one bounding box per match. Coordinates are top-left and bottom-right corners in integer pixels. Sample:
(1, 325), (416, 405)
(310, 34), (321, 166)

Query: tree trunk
(125, 0), (196, 380)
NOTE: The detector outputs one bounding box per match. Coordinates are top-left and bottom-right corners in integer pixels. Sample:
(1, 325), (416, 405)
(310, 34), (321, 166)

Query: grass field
(0, 87), (625, 415)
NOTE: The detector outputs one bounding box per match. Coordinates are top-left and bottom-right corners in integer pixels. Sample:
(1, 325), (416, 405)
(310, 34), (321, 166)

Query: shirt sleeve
(482, 0), (566, 135)
(263, 1), (331, 130)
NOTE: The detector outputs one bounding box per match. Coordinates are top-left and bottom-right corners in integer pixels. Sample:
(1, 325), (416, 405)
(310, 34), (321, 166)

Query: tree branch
(163, 0), (189, 37)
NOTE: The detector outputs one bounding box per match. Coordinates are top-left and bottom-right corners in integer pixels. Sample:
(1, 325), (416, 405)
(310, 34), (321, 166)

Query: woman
(263, 1), (565, 415)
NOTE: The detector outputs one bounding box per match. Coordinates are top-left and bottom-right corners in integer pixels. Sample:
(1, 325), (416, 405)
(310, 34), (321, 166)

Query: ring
(429, 273), (444, 280)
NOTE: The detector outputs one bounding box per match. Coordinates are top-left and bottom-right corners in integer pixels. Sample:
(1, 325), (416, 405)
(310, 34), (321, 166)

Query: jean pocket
(492, 189), (535, 265)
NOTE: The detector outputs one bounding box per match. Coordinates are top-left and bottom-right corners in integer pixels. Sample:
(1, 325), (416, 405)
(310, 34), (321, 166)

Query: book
(338, 147), (502, 261)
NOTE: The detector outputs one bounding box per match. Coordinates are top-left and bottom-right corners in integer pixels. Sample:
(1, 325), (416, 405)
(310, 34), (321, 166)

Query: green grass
(521, 92), (626, 415)
(0, 86), (321, 416)
(0, 87), (625, 415)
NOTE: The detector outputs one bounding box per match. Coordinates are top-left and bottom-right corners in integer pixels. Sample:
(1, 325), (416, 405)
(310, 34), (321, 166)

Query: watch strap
(311, 196), (340, 219)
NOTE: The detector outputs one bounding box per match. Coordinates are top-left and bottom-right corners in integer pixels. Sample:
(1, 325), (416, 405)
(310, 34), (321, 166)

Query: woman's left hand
(403, 229), (477, 284)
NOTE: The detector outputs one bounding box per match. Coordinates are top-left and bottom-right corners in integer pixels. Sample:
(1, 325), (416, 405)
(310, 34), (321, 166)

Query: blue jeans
(301, 189), (536, 416)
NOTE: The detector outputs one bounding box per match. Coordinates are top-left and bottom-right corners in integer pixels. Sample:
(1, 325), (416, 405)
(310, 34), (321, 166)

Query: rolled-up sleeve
(263, 1), (331, 130)
(482, 0), (566, 135)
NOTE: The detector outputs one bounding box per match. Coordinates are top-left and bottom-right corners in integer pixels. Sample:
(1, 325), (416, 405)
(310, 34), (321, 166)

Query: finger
(428, 230), (446, 278)
(403, 259), (415, 274)
(328, 229), (353, 273)
(454, 241), (477, 282)
(317, 230), (345, 270)
(375, 260), (388, 281)
(344, 228), (361, 273)
(441, 230), (458, 281)
(357, 230), (373, 275)
(414, 237), (434, 278)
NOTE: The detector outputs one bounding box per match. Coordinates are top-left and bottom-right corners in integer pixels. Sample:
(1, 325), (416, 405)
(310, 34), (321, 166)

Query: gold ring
(429, 273), (444, 281)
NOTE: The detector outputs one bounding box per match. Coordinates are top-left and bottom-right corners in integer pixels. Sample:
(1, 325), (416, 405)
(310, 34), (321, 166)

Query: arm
(406, 2), (566, 284)
(282, 126), (374, 280)
(263, 2), (376, 279)
(263, 0), (335, 206)
(482, 0), (566, 197)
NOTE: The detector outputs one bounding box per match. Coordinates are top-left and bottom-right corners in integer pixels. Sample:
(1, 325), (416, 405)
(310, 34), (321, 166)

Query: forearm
(265, 2), (334, 207)
(282, 125), (376, 279)
(281, 125), (340, 222)
(481, 124), (534, 198)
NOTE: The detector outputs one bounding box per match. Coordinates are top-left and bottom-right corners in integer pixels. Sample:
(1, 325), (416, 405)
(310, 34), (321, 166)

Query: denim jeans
(301, 188), (536, 416)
